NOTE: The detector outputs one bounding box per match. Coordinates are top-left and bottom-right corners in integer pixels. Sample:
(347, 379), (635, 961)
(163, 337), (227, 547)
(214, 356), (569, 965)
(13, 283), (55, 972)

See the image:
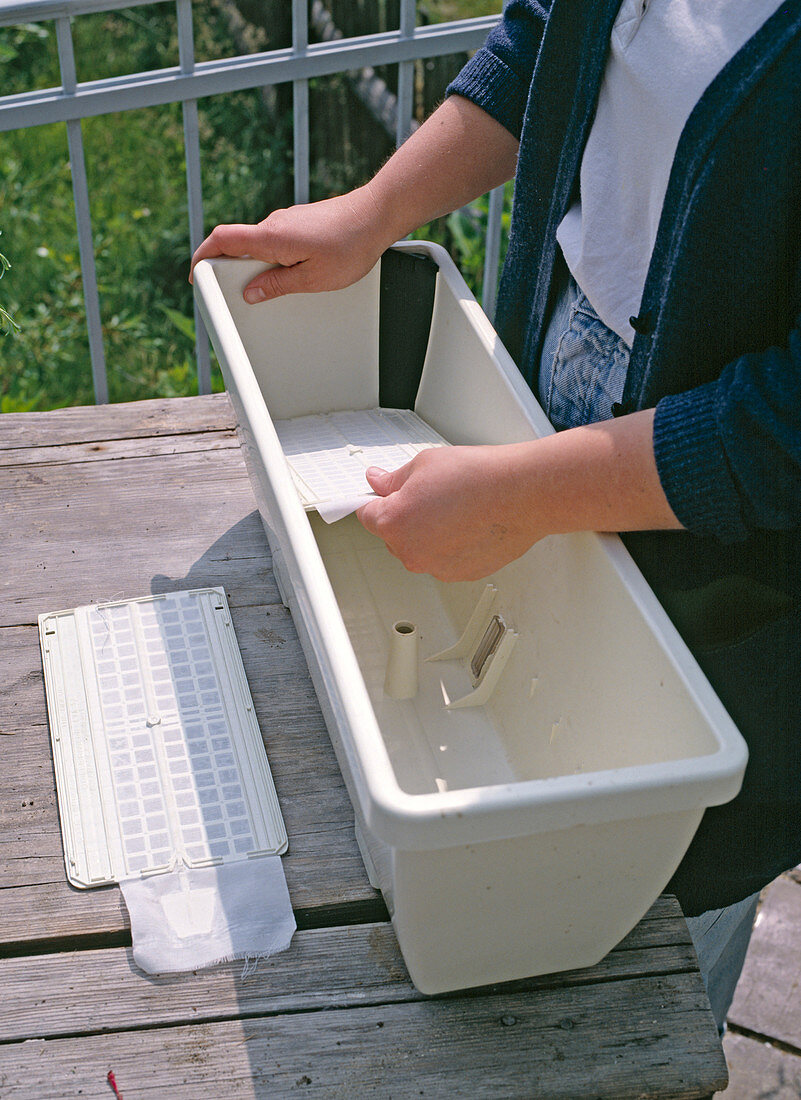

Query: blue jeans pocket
(539, 277), (630, 431)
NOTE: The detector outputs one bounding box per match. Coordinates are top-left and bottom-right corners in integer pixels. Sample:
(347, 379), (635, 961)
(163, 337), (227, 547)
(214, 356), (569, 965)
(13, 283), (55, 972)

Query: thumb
(365, 464), (409, 497)
(244, 263), (308, 303)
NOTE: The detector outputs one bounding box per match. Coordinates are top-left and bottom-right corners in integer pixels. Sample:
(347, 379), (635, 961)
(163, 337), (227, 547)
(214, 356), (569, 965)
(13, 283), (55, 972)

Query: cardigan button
(629, 311), (654, 336)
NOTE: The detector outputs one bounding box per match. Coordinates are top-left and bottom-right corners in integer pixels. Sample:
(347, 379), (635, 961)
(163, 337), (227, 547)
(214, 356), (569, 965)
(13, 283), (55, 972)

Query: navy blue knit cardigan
(449, 0), (801, 915)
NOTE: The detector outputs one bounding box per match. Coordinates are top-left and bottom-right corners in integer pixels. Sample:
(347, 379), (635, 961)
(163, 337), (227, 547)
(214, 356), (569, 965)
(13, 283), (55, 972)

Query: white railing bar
(395, 0), (415, 147)
(0, 0), (167, 26)
(0, 19), (497, 132)
(53, 8), (76, 85)
(292, 0), (310, 205)
(176, 0), (211, 394)
(55, 15), (109, 403)
(482, 183), (505, 321)
(176, 0), (193, 75)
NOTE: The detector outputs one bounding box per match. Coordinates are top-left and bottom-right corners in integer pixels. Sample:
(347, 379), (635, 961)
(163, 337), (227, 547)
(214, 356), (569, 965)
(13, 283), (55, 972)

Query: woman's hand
(356, 413), (683, 582)
(189, 186), (393, 301)
(356, 446), (542, 582)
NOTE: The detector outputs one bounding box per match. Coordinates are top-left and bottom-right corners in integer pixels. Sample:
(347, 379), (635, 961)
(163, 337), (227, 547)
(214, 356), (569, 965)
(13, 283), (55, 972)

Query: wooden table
(0, 394), (728, 1099)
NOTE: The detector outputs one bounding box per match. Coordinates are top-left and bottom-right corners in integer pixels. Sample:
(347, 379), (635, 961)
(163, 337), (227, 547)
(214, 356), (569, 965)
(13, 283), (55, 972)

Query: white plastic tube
(384, 620), (419, 700)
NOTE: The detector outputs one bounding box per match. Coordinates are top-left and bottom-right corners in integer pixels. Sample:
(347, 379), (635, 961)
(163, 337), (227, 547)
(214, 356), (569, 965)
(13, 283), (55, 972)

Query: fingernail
(244, 287), (266, 304)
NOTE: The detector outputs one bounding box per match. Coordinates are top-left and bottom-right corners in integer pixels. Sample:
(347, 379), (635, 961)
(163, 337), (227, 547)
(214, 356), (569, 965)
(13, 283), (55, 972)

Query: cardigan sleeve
(446, 0), (551, 140)
(653, 318), (801, 542)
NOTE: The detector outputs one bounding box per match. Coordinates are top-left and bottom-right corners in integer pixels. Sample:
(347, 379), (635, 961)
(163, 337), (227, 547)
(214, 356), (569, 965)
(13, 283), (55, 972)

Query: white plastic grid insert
(273, 407), (449, 511)
(39, 588), (287, 888)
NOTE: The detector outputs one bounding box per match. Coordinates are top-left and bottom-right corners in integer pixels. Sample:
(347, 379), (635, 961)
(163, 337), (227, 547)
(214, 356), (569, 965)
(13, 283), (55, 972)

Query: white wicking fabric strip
(316, 491), (377, 524)
(120, 858), (295, 975)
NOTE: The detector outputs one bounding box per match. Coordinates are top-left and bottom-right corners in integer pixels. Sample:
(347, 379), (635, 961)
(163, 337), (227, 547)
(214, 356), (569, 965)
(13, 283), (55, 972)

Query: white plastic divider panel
(274, 407), (449, 512)
(39, 588), (287, 889)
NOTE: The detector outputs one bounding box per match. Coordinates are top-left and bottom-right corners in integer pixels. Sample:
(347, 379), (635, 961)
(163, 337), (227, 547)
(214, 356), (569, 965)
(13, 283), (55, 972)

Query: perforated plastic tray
(39, 588), (287, 888)
(273, 407), (448, 511)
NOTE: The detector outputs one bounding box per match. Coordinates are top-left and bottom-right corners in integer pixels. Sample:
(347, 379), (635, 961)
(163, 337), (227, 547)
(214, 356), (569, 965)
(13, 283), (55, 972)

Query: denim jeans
(538, 269), (758, 1032)
(686, 892), (760, 1032)
(538, 271), (629, 430)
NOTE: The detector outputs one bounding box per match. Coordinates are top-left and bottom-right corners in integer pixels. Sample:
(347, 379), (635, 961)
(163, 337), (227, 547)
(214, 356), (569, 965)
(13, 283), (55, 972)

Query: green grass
(0, 3), (505, 412)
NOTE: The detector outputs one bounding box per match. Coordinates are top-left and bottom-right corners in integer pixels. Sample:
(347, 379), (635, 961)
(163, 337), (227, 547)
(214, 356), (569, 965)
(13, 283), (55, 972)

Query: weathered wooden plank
(0, 429), (240, 469)
(719, 1031), (801, 1099)
(0, 433), (249, 500)
(0, 879), (130, 944)
(0, 928), (413, 1043)
(1, 541), (280, 629)
(0, 973), (727, 1100)
(0, 627), (47, 731)
(0, 394), (236, 451)
(0, 901), (702, 1044)
(612, 894), (693, 948)
(728, 875), (801, 1049)
(0, 448), (282, 627)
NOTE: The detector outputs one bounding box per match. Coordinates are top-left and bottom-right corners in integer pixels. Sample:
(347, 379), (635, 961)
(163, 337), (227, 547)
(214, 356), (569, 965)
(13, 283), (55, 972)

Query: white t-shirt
(556, 0), (782, 346)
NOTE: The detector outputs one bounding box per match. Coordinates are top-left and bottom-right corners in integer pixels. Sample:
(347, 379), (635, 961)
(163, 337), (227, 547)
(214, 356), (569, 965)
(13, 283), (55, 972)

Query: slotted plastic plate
(273, 407), (449, 511)
(39, 588), (287, 888)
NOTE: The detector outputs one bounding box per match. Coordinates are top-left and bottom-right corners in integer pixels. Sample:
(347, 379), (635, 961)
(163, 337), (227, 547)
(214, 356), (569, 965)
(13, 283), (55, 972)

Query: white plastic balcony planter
(193, 242), (747, 995)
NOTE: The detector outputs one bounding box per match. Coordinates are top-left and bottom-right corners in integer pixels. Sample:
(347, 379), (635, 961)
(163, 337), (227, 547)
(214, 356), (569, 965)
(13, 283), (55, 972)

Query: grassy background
(0, 2), (505, 411)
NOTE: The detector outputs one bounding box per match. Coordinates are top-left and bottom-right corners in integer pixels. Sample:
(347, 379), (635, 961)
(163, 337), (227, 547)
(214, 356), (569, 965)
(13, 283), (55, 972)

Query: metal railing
(0, 0), (504, 403)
